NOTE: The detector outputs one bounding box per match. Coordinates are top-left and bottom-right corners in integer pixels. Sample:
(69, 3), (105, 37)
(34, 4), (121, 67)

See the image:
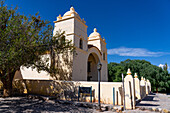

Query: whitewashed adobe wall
(14, 70), (151, 107)
(13, 79), (122, 105)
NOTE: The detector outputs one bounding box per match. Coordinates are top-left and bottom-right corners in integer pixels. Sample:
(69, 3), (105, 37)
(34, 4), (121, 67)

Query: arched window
(103, 52), (105, 60)
(79, 38), (83, 49)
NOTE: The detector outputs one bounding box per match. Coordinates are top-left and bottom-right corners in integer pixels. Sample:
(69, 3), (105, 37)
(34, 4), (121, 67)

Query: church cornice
(88, 38), (107, 44)
(54, 16), (88, 28)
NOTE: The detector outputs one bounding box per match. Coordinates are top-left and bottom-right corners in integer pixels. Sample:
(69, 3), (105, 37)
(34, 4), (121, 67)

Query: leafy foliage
(108, 59), (170, 93)
(0, 0), (74, 96)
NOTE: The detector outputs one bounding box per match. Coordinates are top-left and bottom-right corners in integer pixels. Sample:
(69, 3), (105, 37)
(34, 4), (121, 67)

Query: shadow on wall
(13, 80), (95, 102)
(52, 49), (74, 81)
(13, 47), (79, 99)
(140, 86), (146, 99)
(119, 87), (123, 105)
(78, 89), (95, 102)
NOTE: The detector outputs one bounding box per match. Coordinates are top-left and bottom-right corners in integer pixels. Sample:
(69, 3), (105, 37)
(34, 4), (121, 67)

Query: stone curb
(138, 107), (170, 113)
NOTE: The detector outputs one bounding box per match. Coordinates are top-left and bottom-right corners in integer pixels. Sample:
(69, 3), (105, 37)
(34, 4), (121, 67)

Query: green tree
(108, 59), (170, 93)
(0, 1), (73, 97)
(108, 62), (126, 82)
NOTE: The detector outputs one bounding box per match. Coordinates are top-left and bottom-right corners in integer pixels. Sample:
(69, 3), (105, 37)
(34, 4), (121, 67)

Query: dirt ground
(0, 93), (169, 113)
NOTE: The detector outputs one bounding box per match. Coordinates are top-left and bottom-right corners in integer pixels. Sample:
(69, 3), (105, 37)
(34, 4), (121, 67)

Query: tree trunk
(1, 70), (16, 97)
(3, 78), (13, 97)
(156, 87), (158, 93)
(3, 88), (12, 97)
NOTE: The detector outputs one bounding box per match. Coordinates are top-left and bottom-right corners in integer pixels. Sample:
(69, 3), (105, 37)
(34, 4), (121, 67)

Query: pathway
(0, 93), (170, 113)
(0, 97), (94, 113)
(136, 93), (170, 111)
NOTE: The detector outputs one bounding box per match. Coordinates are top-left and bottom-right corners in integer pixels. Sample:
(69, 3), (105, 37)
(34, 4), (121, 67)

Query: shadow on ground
(136, 103), (159, 106)
(0, 97), (94, 113)
(141, 95), (159, 102)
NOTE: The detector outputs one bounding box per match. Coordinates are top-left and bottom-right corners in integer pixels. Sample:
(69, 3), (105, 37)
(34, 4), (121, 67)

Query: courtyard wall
(13, 75), (151, 108)
(13, 80), (122, 105)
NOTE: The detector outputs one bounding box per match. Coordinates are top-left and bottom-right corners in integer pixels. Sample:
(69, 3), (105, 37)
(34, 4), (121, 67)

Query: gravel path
(0, 97), (95, 113)
(122, 93), (170, 113)
(0, 93), (170, 113)
(136, 93), (170, 111)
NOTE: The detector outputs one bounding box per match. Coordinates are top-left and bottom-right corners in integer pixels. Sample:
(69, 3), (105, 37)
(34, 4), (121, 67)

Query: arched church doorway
(87, 53), (100, 81)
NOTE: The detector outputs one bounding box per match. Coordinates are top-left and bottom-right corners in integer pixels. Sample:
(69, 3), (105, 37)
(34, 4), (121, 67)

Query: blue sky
(5, 0), (170, 70)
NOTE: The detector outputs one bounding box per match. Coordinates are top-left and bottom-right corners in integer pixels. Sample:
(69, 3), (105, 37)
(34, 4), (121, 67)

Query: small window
(79, 39), (83, 49)
(103, 53), (105, 60)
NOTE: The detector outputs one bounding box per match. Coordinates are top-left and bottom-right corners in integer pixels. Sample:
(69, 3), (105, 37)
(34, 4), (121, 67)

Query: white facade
(14, 7), (108, 82)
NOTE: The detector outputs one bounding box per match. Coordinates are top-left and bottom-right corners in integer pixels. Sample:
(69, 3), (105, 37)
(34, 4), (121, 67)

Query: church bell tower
(53, 7), (89, 81)
(53, 7), (88, 51)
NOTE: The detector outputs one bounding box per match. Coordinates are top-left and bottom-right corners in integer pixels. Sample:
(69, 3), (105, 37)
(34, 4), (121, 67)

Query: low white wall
(13, 80), (122, 105)
(13, 78), (151, 107)
(78, 81), (122, 105)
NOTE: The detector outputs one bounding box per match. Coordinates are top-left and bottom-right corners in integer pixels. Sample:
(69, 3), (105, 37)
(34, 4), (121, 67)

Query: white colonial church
(14, 7), (108, 82)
